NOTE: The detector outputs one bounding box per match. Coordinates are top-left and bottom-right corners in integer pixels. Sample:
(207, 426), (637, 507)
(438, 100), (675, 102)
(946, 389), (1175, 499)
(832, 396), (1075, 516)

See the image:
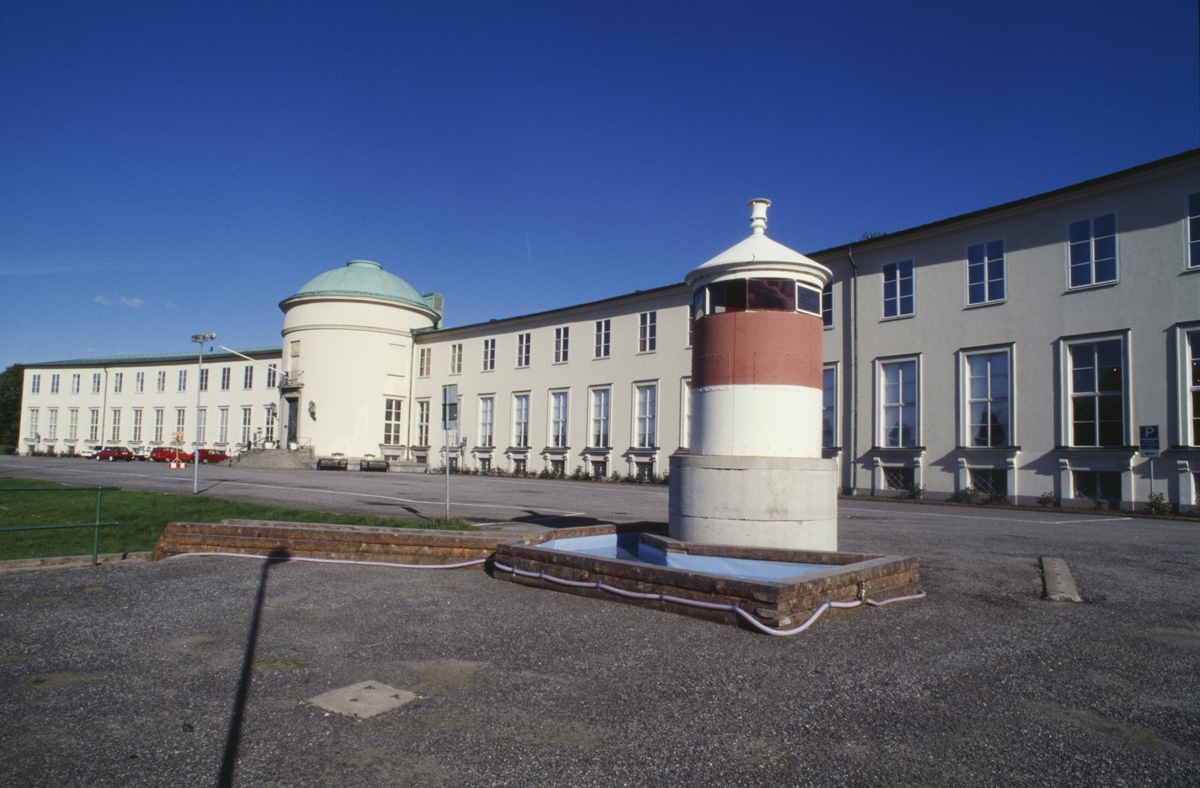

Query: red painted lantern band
(691, 310), (823, 389)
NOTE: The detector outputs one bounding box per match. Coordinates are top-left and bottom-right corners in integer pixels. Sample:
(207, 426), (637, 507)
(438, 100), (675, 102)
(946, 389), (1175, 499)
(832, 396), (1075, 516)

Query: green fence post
(93, 487), (102, 567)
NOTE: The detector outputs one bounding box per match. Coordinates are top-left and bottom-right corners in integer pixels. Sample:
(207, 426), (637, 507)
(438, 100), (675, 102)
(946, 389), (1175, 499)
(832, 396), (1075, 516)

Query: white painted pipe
(167, 552), (488, 570)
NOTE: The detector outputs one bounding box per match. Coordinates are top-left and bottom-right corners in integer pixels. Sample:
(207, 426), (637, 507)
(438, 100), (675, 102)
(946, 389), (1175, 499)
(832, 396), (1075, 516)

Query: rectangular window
(883, 260), (914, 318)
(93, 373), (102, 394)
(71, 374), (80, 394)
(1068, 213), (1117, 287)
(417, 400), (431, 446)
(554, 327), (569, 363)
(132, 409), (142, 442)
(822, 283), (834, 327)
(199, 368), (208, 392)
(267, 364), (277, 388)
(176, 408), (187, 440)
(1074, 470), (1121, 502)
(636, 383), (657, 448)
(218, 408), (229, 444)
(30, 374), (40, 394)
(419, 348), (432, 377)
(89, 409), (100, 442)
(822, 367), (837, 448)
(1069, 340), (1124, 447)
(50, 374), (59, 394)
(595, 319), (611, 358)
(240, 408), (252, 445)
(967, 240), (1006, 304)
(1189, 193), (1200, 269)
(289, 340), (301, 370)
(967, 351), (1010, 447)
(243, 366), (253, 390)
(157, 371), (165, 392)
(681, 380), (692, 449)
(384, 399), (403, 445)
(513, 394), (530, 447)
(794, 285), (819, 316)
(178, 370), (187, 392)
(1189, 332), (1200, 445)
(113, 372), (123, 393)
(517, 333), (531, 368)
(639, 312), (657, 352)
(591, 388), (610, 448)
(154, 409), (164, 443)
(47, 409), (57, 440)
(68, 409), (78, 440)
(196, 408), (206, 444)
(449, 344), (463, 374)
(27, 409), (38, 440)
(221, 367), (231, 390)
(551, 391), (569, 448)
(482, 339), (496, 371)
(882, 360), (918, 448)
(135, 371), (144, 393)
(479, 397), (494, 447)
(264, 406), (276, 442)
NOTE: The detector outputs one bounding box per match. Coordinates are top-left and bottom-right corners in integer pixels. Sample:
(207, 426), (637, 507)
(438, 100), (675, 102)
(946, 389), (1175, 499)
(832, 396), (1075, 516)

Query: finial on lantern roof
(747, 199), (771, 235)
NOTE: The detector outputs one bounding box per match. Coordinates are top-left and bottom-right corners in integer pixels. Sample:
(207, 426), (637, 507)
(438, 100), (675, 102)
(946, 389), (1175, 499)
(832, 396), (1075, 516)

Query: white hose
(167, 551), (488, 570)
(492, 560), (925, 636)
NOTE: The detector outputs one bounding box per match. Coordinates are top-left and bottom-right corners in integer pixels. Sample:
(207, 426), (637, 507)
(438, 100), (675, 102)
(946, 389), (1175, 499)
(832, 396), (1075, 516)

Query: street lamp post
(192, 333), (217, 494)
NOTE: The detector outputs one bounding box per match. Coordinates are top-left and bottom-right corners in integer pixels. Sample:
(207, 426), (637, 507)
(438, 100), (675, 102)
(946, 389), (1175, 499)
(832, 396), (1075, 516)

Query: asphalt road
(1, 456), (1199, 786)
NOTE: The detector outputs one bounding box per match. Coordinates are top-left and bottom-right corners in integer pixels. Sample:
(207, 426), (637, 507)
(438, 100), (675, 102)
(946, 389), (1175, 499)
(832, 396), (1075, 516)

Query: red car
(96, 446), (134, 462)
(195, 448), (229, 464)
(149, 447), (193, 463)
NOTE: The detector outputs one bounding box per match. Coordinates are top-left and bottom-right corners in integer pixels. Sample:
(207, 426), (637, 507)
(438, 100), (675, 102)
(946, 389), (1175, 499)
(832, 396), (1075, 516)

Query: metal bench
(359, 459), (390, 472)
(316, 457), (348, 471)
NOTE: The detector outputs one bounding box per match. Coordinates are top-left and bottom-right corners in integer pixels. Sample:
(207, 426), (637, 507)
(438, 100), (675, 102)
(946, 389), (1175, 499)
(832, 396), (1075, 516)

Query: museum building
(19, 149), (1200, 511)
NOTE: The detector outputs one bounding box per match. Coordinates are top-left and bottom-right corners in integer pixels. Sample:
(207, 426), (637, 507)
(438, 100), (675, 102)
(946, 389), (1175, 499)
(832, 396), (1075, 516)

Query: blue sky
(1, 1), (1196, 369)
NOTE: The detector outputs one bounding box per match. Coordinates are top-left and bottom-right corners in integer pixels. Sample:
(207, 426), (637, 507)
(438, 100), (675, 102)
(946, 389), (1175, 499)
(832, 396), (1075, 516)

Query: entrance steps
(233, 447), (315, 470)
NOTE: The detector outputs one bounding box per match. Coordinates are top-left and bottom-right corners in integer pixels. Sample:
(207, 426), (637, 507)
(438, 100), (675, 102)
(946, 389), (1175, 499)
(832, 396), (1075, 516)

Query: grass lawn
(0, 477), (473, 562)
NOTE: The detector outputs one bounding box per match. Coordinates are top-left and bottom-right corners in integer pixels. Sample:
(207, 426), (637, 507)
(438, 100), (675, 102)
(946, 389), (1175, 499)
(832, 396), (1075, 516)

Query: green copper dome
(287, 260), (429, 309)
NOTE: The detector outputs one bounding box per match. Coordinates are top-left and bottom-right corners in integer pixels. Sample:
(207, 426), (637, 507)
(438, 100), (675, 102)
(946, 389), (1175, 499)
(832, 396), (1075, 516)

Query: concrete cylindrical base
(668, 453), (838, 551)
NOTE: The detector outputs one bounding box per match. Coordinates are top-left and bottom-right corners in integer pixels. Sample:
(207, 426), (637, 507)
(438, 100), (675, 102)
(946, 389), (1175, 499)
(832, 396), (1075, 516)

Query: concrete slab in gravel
(1042, 556), (1083, 602)
(307, 680), (417, 719)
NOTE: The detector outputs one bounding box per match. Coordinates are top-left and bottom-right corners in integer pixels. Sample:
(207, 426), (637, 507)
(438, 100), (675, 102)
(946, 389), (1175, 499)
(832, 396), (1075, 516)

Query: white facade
(17, 150), (1200, 510)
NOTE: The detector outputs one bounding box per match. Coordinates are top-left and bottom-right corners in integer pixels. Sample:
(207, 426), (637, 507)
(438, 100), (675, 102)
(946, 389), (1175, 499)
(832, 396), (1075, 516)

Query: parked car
(96, 446), (134, 462)
(149, 446), (193, 463)
(131, 445), (152, 461)
(78, 445), (101, 459)
(195, 448), (230, 464)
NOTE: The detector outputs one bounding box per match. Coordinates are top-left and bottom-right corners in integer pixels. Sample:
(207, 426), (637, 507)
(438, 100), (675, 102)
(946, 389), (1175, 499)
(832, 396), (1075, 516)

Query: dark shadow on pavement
(217, 547), (290, 788)
(511, 511), (612, 529)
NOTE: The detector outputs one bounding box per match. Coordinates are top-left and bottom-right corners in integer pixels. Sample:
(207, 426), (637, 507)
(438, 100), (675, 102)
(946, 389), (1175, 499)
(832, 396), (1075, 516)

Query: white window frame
(680, 378), (692, 449)
(513, 393), (530, 448)
(639, 312), (657, 353)
(478, 396), (495, 448)
(1066, 212), (1119, 290)
(110, 408), (121, 441)
(449, 343), (463, 374)
(47, 408), (57, 440)
(132, 408), (142, 442)
(198, 368), (208, 392)
(966, 239), (1006, 306)
(821, 282), (834, 328)
(30, 374), (40, 394)
(417, 400), (431, 446)
(264, 406), (276, 442)
(154, 409), (164, 443)
(135, 371), (144, 393)
(50, 374), (59, 394)
(240, 407), (252, 445)
(221, 367), (231, 390)
(1176, 323), (1200, 448)
(68, 408), (78, 440)
(590, 387), (610, 449)
(113, 372), (123, 393)
(27, 409), (38, 440)
(243, 366), (253, 390)
(1059, 332), (1130, 448)
(383, 399), (403, 445)
(822, 364), (838, 449)
(594, 319), (611, 359)
(958, 346), (1014, 448)
(516, 333), (531, 368)
(634, 382), (657, 448)
(1188, 192), (1200, 270)
(554, 327), (569, 364)
(218, 408), (229, 444)
(177, 370), (187, 392)
(196, 408), (207, 445)
(882, 260), (915, 319)
(176, 408), (187, 440)
(482, 338), (496, 371)
(876, 356), (920, 449)
(550, 390), (569, 448)
(93, 373), (102, 394)
(267, 364), (277, 388)
(71, 374), (80, 394)
(89, 409), (100, 441)
(418, 348), (431, 377)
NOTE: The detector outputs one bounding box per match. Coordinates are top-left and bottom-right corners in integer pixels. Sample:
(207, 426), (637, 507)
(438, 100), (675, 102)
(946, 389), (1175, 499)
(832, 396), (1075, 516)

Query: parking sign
(1139, 425), (1160, 458)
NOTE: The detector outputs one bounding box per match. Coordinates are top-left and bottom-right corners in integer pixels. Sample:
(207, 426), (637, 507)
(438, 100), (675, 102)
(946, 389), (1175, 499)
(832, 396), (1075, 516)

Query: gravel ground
(1, 457), (1199, 786)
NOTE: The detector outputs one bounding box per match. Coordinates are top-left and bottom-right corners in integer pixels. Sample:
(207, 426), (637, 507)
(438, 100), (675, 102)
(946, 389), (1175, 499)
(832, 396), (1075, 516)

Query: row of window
(399, 382), (665, 451)
(29, 365), (278, 395)
(25, 405), (276, 446)
(825, 329), (1200, 451)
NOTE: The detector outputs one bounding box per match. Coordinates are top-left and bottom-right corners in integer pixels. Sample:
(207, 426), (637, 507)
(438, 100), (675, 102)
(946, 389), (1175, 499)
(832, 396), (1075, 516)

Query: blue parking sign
(1139, 425), (1160, 458)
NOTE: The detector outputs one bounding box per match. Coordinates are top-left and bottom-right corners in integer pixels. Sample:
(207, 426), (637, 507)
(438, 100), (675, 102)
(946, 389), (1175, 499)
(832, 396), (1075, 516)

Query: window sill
(963, 298), (1006, 310)
(1182, 265), (1200, 275)
(1064, 279), (1119, 294)
(593, 356), (611, 361)
(879, 313), (915, 322)
(637, 350), (658, 356)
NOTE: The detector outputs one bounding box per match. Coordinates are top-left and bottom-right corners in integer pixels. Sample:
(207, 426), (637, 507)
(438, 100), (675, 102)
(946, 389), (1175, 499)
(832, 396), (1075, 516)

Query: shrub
(571, 465), (584, 480)
(1037, 491), (1055, 508)
(1143, 492), (1171, 516)
(958, 486), (978, 504)
(901, 484), (926, 500)
(982, 490), (1009, 506)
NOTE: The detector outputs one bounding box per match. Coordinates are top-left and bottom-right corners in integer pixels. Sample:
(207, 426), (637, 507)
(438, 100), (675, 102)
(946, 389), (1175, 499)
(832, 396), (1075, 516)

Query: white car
(77, 445), (101, 459)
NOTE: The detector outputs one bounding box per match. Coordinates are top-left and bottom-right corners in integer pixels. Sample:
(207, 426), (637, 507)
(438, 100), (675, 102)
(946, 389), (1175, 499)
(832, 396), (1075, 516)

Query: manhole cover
(307, 681), (417, 719)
